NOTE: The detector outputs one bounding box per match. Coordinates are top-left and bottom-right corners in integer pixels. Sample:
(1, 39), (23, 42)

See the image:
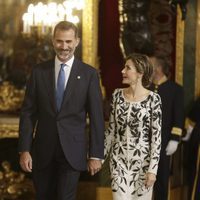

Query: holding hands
(87, 159), (102, 176)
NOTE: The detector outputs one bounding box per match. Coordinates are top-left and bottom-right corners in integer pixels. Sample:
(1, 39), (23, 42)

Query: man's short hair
(53, 21), (79, 38)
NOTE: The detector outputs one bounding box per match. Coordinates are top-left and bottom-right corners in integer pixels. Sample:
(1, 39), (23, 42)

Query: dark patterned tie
(56, 63), (66, 110)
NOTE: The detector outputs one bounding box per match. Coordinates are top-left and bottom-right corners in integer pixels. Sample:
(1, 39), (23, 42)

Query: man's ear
(76, 38), (80, 47)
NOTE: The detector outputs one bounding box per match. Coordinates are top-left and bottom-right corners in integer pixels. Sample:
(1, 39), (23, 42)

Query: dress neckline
(121, 89), (152, 104)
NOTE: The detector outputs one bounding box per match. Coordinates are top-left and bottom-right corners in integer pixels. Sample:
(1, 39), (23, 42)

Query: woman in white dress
(104, 53), (162, 200)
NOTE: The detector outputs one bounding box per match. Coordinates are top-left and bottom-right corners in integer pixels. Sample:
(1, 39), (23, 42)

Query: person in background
(18, 21), (104, 200)
(104, 53), (162, 200)
(0, 38), (9, 82)
(182, 96), (200, 200)
(149, 56), (184, 200)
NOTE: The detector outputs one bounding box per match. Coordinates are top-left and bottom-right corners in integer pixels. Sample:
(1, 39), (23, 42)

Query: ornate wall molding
(82, 0), (99, 68)
(175, 6), (185, 85)
(82, 0), (106, 97)
(148, 1), (176, 75)
(0, 116), (19, 138)
(195, 0), (200, 97)
(118, 0), (152, 57)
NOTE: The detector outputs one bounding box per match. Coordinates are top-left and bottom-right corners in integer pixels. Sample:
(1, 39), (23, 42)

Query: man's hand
(145, 172), (156, 188)
(87, 159), (102, 176)
(19, 152), (32, 172)
(165, 140), (179, 156)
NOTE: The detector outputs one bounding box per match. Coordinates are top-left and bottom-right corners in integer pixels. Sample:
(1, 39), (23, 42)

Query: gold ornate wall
(176, 2), (200, 98)
(175, 6), (184, 85)
(82, 0), (105, 97)
(82, 0), (99, 68)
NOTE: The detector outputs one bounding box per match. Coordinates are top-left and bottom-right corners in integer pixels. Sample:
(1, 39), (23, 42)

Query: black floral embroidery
(105, 89), (162, 199)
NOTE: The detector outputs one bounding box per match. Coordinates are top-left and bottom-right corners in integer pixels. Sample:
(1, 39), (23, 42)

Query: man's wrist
(89, 157), (102, 160)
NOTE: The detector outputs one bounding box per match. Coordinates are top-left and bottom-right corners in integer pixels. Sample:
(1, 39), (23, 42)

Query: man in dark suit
(18, 21), (105, 200)
(149, 56), (184, 200)
(182, 97), (200, 200)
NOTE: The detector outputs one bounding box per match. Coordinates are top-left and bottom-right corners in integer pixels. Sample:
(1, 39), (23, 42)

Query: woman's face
(121, 59), (142, 85)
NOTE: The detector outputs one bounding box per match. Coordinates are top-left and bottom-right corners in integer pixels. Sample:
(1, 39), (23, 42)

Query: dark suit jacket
(18, 58), (105, 171)
(149, 80), (184, 147)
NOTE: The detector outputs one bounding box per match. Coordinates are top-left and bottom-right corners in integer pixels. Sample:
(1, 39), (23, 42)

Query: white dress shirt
(55, 56), (74, 89)
(55, 55), (102, 161)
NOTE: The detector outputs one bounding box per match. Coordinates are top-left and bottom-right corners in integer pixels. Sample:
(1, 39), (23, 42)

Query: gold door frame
(0, 0), (99, 138)
(176, 1), (200, 97)
(82, 0), (99, 68)
(175, 6), (185, 86)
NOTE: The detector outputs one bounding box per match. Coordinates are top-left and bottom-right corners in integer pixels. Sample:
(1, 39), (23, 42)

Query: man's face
(149, 57), (160, 80)
(52, 29), (80, 63)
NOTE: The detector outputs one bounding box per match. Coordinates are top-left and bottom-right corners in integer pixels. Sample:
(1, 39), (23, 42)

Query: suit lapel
(61, 59), (80, 109)
(42, 60), (57, 112)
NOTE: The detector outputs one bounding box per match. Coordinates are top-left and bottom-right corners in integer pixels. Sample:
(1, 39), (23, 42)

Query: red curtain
(98, 0), (124, 98)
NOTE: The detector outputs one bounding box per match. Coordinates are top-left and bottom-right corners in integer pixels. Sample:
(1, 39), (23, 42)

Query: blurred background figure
(7, 50), (29, 89)
(0, 38), (9, 82)
(149, 56), (184, 200)
(182, 97), (200, 200)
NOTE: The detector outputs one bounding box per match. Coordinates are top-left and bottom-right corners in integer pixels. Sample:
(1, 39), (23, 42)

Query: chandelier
(22, 0), (84, 36)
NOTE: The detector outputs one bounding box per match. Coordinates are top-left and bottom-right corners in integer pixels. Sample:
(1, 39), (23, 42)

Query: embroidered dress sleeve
(104, 89), (118, 160)
(148, 93), (162, 174)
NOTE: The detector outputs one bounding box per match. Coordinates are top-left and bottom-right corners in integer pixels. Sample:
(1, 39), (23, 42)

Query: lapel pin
(77, 76), (81, 79)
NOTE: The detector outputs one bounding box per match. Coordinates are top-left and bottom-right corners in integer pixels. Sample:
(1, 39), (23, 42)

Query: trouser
(154, 148), (170, 200)
(187, 131), (200, 200)
(32, 141), (80, 200)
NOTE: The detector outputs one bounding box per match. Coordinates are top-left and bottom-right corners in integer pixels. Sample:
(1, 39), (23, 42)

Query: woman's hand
(145, 172), (156, 188)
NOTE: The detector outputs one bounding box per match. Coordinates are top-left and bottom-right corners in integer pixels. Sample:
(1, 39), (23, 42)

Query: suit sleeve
(148, 94), (162, 175)
(185, 97), (200, 130)
(170, 85), (184, 141)
(188, 98), (200, 124)
(18, 67), (38, 152)
(87, 70), (105, 159)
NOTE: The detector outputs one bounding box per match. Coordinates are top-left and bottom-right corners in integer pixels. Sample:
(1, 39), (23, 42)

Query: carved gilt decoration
(0, 82), (24, 113)
(82, 0), (99, 68)
(175, 6), (184, 85)
(0, 161), (34, 199)
(118, 0), (152, 57)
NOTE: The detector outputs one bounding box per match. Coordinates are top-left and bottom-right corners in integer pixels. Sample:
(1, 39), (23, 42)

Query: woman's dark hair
(125, 53), (153, 87)
(53, 21), (79, 38)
